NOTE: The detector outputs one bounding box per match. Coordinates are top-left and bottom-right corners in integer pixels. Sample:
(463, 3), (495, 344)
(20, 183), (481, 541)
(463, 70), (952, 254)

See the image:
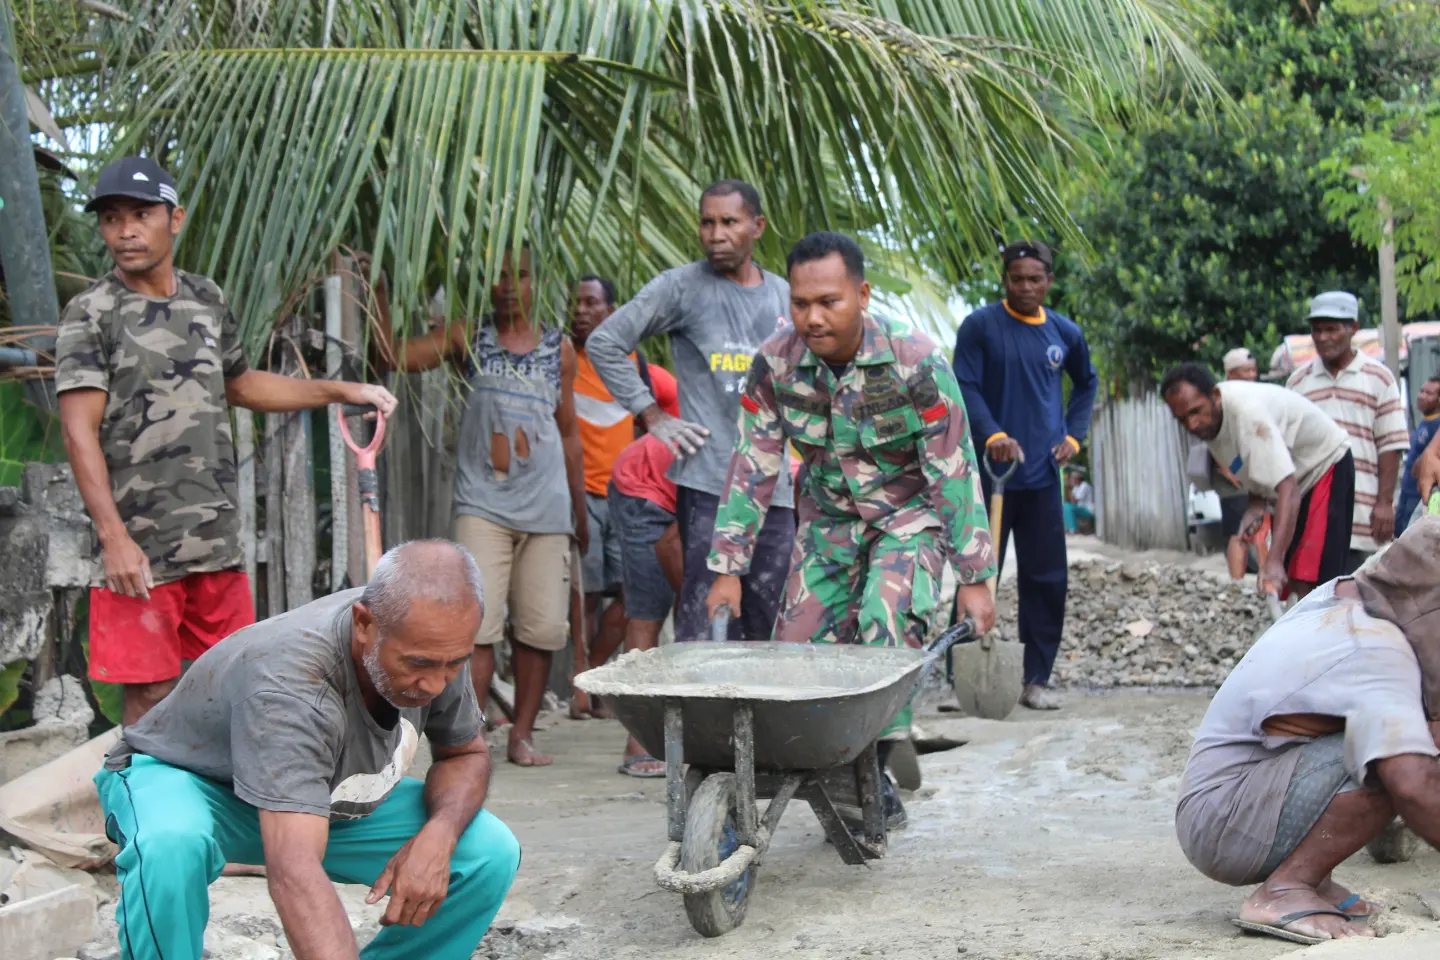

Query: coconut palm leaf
(76, 0), (1215, 355)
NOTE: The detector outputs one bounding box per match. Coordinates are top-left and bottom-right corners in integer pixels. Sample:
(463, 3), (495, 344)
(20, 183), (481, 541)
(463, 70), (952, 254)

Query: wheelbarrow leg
(665, 700), (686, 842)
(733, 703), (759, 847)
(804, 782), (869, 865)
(855, 742), (887, 859)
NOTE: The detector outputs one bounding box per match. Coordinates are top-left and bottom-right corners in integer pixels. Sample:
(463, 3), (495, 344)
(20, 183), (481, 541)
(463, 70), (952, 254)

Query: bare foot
(222, 864), (267, 877)
(589, 695), (614, 720)
(569, 690), (593, 721)
(1020, 684), (1061, 711)
(617, 751), (665, 777)
(1239, 882), (1374, 942)
(1316, 876), (1380, 919)
(508, 735), (553, 767)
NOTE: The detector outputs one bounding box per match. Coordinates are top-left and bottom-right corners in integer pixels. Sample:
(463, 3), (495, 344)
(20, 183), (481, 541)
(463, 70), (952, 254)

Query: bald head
(352, 540), (485, 710)
(360, 539), (485, 636)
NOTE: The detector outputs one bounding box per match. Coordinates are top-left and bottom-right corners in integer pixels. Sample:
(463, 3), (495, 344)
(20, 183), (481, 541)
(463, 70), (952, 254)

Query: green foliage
(61, 0), (1219, 359)
(1323, 98), (1440, 316)
(1063, 0), (1438, 385)
(0, 660), (25, 719)
(0, 383), (62, 486)
(1072, 91), (1377, 382)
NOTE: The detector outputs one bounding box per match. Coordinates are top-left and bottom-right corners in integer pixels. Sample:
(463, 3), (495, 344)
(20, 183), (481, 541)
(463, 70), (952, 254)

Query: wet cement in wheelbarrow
(576, 644), (929, 702)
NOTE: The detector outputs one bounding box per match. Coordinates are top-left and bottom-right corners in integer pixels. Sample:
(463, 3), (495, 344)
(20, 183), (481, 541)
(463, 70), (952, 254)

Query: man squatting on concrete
(1176, 519), (1440, 947)
(587, 179), (798, 642)
(951, 241), (1098, 711)
(55, 157), (397, 727)
(705, 231), (997, 826)
(94, 540), (520, 960)
(1162, 363), (1354, 601)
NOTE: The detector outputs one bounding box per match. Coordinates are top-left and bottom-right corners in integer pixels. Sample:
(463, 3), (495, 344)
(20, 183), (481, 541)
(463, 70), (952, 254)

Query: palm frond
(76, 0), (1218, 353)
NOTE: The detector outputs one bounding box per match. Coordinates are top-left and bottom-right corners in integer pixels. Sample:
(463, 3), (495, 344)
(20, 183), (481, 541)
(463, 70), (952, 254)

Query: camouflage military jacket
(55, 270), (250, 585)
(707, 313), (996, 584)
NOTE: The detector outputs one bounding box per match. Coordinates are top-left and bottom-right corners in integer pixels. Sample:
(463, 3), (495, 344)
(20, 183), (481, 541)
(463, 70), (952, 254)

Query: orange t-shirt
(575, 346), (639, 495)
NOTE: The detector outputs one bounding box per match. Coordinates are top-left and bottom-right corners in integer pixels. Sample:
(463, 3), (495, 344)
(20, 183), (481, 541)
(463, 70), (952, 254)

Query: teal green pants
(95, 755), (520, 960)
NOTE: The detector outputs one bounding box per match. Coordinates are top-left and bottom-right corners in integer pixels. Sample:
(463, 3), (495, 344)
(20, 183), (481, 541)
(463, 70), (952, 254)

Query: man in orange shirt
(569, 276), (676, 717)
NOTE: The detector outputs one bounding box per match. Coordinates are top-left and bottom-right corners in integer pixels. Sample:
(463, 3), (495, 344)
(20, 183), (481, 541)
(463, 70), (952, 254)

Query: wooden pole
(1379, 202), (1402, 381)
(324, 273), (348, 592)
(338, 260), (367, 587)
(235, 408), (257, 605)
(264, 412), (285, 615)
(281, 317), (315, 608)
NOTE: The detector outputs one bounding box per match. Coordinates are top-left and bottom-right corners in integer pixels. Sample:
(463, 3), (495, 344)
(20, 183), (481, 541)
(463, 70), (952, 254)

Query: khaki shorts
(453, 514), (571, 652)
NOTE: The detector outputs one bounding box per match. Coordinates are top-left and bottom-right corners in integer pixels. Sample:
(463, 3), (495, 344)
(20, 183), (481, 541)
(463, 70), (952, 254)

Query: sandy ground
(176, 689), (1440, 960)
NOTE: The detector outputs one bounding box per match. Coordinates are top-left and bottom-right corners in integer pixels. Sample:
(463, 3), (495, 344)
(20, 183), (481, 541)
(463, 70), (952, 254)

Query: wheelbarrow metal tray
(576, 642), (929, 771)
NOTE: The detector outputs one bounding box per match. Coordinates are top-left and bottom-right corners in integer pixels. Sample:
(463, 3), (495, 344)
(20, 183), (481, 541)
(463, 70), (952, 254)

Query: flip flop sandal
(1231, 908), (1351, 945)
(1336, 893), (1377, 920)
(617, 754), (666, 778)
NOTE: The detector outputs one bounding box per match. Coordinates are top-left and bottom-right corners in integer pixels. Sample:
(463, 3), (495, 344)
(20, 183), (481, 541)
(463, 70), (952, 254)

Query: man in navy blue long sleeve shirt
(952, 241), (1099, 710)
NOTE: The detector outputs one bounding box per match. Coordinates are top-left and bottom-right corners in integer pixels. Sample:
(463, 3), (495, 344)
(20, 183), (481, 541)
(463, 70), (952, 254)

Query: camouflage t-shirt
(54, 270), (250, 585)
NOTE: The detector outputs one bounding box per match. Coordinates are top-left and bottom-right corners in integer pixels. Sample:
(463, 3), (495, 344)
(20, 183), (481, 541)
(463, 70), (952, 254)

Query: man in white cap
(1223, 348), (1258, 381)
(1287, 291), (1408, 570)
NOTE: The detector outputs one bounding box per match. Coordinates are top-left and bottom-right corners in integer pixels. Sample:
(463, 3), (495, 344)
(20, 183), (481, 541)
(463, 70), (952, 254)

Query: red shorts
(89, 570), (255, 684)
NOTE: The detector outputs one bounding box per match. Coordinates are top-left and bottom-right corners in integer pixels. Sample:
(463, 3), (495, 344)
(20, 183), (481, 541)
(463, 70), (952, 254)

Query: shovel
(336, 404), (388, 579)
(949, 450), (1025, 720)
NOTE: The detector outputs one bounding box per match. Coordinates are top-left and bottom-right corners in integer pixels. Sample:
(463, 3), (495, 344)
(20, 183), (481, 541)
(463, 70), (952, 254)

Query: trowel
(949, 451), (1024, 720)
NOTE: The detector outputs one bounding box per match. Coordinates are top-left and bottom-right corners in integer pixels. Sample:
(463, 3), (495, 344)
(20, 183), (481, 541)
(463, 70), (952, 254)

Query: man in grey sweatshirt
(587, 179), (796, 642)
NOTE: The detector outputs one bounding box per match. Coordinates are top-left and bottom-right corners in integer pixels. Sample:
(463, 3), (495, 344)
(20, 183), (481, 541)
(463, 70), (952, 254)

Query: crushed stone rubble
(993, 560), (1274, 689)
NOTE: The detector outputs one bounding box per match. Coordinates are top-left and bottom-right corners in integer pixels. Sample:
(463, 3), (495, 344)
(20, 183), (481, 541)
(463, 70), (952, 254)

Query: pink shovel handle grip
(337, 407), (386, 468)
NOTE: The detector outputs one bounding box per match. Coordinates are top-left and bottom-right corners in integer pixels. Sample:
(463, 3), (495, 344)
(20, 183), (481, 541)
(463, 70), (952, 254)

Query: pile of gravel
(992, 560), (1275, 689)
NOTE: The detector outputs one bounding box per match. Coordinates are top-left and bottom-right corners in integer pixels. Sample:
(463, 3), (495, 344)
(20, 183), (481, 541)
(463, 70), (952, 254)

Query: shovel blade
(950, 637), (1024, 720)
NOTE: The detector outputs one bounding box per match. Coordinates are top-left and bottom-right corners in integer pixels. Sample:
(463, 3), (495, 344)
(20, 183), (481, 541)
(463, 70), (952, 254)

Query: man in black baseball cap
(55, 156), (395, 728)
(84, 155), (180, 212)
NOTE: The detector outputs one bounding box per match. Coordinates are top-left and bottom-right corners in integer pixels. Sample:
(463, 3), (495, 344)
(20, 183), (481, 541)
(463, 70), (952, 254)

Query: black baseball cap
(1001, 239), (1053, 270)
(85, 156), (179, 213)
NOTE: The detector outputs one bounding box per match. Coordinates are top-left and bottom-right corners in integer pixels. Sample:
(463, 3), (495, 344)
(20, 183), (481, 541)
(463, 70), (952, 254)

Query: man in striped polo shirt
(1287, 291), (1409, 572)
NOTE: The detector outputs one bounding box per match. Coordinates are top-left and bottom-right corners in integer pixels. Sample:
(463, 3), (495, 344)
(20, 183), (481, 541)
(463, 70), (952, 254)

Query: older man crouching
(94, 540), (520, 960)
(1177, 519), (1440, 946)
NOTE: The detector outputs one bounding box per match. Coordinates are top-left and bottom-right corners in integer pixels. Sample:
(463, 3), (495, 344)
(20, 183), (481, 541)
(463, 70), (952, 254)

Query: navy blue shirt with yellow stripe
(951, 301), (1099, 491)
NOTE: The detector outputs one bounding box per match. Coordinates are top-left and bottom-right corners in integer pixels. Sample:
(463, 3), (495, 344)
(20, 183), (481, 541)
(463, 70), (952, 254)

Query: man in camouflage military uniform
(705, 232), (997, 819)
(56, 157), (396, 726)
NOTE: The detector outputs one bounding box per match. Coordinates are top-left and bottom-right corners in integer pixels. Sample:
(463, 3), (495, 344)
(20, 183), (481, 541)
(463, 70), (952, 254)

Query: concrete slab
(0, 883), (97, 960)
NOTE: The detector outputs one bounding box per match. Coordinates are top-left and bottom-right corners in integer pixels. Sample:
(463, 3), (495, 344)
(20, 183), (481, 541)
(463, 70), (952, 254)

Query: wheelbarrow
(574, 618), (977, 938)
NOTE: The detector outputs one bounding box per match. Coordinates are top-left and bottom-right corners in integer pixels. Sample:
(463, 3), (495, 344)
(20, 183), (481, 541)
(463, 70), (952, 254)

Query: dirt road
(184, 690), (1440, 960)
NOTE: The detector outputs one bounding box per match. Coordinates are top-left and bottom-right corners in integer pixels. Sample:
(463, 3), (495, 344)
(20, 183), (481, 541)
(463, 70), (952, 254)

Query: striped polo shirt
(1287, 352), (1410, 552)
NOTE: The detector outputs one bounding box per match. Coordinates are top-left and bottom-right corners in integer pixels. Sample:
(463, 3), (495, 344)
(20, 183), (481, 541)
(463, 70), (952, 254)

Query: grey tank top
(453, 325), (573, 534)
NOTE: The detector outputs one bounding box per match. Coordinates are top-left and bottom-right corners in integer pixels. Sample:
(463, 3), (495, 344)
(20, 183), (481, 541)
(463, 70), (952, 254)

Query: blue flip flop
(1232, 908), (1351, 945)
(1336, 893), (1377, 921)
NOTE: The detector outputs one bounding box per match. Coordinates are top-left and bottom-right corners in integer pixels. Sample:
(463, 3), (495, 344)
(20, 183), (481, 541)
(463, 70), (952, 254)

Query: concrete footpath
(140, 691), (1440, 960)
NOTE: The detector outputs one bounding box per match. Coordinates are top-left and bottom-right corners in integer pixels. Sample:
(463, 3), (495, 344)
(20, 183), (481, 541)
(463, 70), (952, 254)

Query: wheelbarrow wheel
(680, 772), (755, 937)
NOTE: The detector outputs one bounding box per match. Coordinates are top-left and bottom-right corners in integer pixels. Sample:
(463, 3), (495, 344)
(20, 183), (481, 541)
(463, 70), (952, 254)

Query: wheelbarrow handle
(926, 617), (977, 655)
(710, 606), (732, 643)
(982, 448), (1021, 488)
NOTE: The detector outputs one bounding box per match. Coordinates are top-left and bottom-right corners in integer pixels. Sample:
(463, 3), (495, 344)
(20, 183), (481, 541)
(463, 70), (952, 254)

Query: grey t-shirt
(104, 589), (483, 821)
(1175, 580), (1436, 884)
(586, 261), (795, 508)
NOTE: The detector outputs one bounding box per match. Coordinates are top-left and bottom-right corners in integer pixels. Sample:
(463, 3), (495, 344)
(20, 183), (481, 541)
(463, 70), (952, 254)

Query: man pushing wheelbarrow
(704, 231), (997, 831)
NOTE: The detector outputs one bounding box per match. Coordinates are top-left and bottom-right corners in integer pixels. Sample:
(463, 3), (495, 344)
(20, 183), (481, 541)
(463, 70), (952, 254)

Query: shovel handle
(983, 448), (1021, 489)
